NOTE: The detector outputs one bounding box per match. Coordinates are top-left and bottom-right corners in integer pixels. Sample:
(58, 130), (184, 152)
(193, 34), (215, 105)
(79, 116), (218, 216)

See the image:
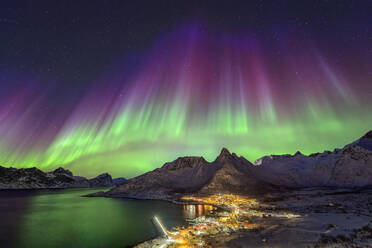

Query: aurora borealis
(1, 1), (372, 177)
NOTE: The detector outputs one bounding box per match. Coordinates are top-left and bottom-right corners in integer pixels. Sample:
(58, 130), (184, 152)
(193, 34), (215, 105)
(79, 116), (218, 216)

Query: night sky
(1, 0), (372, 177)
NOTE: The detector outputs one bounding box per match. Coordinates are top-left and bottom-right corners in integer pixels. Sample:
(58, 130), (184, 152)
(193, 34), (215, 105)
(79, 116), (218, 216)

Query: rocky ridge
(252, 130), (372, 187)
(101, 130), (372, 199)
(105, 148), (275, 199)
(0, 166), (126, 189)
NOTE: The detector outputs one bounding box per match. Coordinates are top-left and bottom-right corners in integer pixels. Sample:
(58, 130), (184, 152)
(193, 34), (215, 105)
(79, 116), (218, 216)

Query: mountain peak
(220, 147), (231, 155)
(294, 151), (303, 156)
(52, 167), (73, 176)
(216, 147), (233, 161)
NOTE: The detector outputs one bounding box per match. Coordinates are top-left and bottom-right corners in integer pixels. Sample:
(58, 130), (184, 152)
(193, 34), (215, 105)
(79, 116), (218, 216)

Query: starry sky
(1, 0), (372, 178)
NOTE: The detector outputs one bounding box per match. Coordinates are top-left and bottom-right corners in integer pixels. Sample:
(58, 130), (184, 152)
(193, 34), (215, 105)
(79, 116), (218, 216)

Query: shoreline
(133, 188), (372, 248)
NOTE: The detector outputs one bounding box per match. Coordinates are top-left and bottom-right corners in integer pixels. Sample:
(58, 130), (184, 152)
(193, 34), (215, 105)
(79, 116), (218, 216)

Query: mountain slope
(197, 148), (273, 194)
(251, 131), (372, 187)
(106, 156), (217, 199)
(0, 166), (126, 189)
(105, 130), (372, 199)
(106, 148), (273, 199)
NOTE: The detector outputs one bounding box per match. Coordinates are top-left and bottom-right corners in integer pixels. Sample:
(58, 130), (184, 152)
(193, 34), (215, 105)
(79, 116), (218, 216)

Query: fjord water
(0, 188), (205, 248)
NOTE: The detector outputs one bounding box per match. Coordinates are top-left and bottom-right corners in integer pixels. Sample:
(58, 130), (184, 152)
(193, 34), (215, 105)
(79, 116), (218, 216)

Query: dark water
(0, 188), (212, 248)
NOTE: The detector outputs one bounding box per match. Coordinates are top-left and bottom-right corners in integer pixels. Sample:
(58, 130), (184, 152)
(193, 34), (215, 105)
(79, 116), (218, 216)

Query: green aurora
(0, 28), (371, 178)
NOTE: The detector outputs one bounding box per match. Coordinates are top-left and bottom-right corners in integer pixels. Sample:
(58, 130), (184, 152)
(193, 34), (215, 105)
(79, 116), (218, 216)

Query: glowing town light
(152, 216), (169, 238)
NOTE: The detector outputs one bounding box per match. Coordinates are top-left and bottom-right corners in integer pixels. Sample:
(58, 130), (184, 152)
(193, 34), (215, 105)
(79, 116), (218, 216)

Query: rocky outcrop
(0, 166), (126, 189)
(0, 166), (80, 189)
(5, 131), (371, 194)
(88, 173), (113, 187)
(105, 148), (274, 199)
(251, 131), (372, 188)
(106, 156), (217, 199)
(112, 177), (127, 186)
(88, 173), (126, 187)
(101, 130), (372, 199)
(197, 148), (273, 194)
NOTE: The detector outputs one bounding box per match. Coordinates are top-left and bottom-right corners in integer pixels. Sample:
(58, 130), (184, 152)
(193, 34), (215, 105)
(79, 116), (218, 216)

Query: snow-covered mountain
(252, 131), (372, 187)
(0, 166), (126, 189)
(105, 148), (273, 199)
(103, 130), (372, 199)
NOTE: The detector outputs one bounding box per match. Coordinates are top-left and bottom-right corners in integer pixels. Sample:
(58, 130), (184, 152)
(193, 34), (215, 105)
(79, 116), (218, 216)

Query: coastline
(133, 188), (372, 248)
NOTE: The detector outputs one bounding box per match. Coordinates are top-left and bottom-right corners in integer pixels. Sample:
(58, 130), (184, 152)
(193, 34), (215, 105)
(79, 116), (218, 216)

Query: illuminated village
(133, 188), (372, 248)
(136, 194), (300, 248)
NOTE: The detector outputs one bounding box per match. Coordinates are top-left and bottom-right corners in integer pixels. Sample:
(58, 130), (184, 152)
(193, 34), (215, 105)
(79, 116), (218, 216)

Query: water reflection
(0, 189), (188, 248)
(0, 189), (219, 248)
(183, 204), (214, 219)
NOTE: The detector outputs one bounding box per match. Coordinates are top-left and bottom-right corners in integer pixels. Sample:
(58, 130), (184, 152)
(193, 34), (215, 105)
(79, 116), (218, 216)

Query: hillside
(101, 130), (372, 200)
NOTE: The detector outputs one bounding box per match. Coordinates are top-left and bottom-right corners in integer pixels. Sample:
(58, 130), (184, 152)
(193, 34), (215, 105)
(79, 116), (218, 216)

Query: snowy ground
(135, 188), (372, 248)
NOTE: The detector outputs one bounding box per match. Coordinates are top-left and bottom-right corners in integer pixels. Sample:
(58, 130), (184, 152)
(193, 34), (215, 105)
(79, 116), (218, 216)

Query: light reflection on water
(0, 189), (215, 248)
(182, 204), (214, 219)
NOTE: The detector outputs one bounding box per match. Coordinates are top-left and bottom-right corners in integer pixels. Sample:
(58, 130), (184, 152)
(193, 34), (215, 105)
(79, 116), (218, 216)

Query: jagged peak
(52, 167), (73, 176)
(95, 173), (112, 178)
(216, 147), (232, 159)
(294, 151), (303, 156)
(231, 152), (239, 159)
(162, 156), (207, 170)
(220, 147), (230, 154)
